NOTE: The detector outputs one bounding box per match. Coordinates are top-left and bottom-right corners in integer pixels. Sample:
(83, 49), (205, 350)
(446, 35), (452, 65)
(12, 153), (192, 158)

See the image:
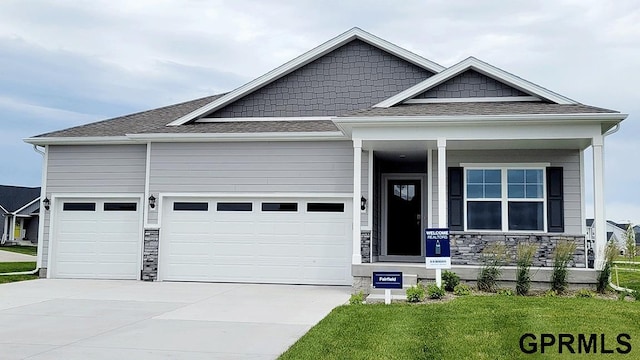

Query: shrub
(631, 288), (640, 301)
(454, 283), (472, 296)
(543, 289), (558, 297)
(477, 242), (506, 292)
(406, 284), (426, 303)
(575, 289), (595, 298)
(442, 271), (460, 292)
(497, 288), (514, 296)
(550, 240), (577, 294)
(427, 284), (445, 299)
(617, 291), (629, 301)
(349, 291), (365, 305)
(516, 243), (537, 296)
(597, 242), (618, 293)
(625, 224), (636, 261)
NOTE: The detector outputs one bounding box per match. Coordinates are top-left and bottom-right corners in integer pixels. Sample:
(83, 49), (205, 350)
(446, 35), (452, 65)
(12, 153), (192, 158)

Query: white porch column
(9, 215), (16, 242)
(352, 138), (363, 265)
(437, 138), (447, 228)
(592, 135), (606, 269)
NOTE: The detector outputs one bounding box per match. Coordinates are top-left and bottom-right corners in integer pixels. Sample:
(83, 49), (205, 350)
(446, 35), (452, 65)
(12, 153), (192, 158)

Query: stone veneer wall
(450, 232), (586, 267)
(361, 230), (371, 263)
(142, 229), (160, 281)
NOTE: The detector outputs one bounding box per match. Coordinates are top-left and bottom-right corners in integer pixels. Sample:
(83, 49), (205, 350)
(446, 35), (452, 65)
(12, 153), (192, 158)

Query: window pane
(104, 203), (137, 211)
(507, 169), (524, 183)
(174, 202), (208, 211)
(508, 184), (525, 198)
(526, 169), (543, 183)
(485, 184), (501, 198)
(484, 170), (501, 183)
(525, 184), (543, 199)
(467, 201), (501, 230)
(467, 170), (484, 183)
(508, 202), (543, 230)
(307, 203), (344, 212)
(63, 203), (96, 211)
(217, 202), (252, 211)
(467, 184), (483, 198)
(262, 202), (298, 212)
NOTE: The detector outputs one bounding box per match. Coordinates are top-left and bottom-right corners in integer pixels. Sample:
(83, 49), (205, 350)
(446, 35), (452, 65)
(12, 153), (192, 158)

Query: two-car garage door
(159, 197), (352, 285)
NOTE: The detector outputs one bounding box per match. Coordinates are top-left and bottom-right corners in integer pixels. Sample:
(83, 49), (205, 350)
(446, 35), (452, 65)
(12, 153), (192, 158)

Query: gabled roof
(166, 27), (445, 126)
(0, 185), (41, 213)
(607, 220), (633, 231)
(374, 57), (578, 108)
(586, 219), (594, 227)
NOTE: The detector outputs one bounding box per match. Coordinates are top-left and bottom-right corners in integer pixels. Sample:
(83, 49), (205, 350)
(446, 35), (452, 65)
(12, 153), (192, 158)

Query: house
(0, 185), (41, 245)
(586, 219), (636, 255)
(24, 28), (627, 287)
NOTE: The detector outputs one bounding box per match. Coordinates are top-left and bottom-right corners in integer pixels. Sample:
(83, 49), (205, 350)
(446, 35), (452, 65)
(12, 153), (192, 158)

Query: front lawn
(613, 268), (640, 289)
(0, 245), (37, 256)
(0, 262), (38, 284)
(280, 297), (639, 360)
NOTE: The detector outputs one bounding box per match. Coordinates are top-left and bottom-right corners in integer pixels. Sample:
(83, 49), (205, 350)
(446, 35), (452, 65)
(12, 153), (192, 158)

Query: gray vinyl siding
(209, 39), (433, 118)
(41, 145), (146, 267)
(415, 69), (528, 99)
(437, 149), (582, 234)
(148, 141), (354, 224)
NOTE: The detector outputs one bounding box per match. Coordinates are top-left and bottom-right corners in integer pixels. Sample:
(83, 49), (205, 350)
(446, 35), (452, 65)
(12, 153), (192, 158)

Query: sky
(0, 0), (638, 224)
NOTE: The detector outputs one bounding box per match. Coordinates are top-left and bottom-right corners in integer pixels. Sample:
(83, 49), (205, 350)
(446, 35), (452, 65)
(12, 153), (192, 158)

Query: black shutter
(546, 167), (564, 233)
(448, 167), (464, 231)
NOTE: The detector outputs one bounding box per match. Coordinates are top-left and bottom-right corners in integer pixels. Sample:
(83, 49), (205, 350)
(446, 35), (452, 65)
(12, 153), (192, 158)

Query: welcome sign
(425, 228), (451, 269)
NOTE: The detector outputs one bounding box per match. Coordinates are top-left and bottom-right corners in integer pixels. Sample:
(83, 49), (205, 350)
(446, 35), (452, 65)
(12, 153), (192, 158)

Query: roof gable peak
(374, 56), (578, 108)
(166, 28), (445, 126)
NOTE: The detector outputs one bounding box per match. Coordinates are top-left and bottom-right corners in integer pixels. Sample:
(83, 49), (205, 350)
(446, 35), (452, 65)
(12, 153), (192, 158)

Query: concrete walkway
(0, 279), (350, 360)
(0, 250), (36, 263)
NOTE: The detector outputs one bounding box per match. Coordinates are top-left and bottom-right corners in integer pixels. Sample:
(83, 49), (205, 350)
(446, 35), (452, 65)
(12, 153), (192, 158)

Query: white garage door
(159, 198), (352, 285)
(52, 198), (142, 279)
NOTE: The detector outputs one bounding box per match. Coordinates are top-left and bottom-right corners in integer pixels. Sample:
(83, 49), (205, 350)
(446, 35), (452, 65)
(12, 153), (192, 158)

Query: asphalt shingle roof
(0, 185), (41, 213)
(344, 102), (618, 117)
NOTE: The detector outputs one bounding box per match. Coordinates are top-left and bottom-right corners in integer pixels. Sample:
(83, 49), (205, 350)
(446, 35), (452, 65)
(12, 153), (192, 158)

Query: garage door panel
(160, 197), (351, 285)
(53, 198), (141, 280)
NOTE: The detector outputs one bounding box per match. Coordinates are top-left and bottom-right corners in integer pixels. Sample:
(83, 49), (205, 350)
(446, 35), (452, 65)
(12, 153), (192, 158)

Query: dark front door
(387, 179), (422, 256)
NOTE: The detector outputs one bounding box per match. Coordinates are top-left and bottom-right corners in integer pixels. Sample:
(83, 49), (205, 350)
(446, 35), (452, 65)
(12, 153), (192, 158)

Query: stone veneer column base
(360, 230), (371, 263)
(142, 228), (159, 281)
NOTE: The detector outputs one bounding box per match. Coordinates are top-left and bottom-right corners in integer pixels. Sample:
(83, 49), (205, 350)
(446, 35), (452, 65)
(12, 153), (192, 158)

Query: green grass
(615, 255), (640, 262)
(279, 297), (640, 360)
(0, 261), (38, 284)
(0, 245), (37, 256)
(613, 269), (640, 289)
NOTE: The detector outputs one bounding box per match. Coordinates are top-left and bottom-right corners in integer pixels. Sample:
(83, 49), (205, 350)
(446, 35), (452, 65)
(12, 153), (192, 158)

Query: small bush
(477, 243), (506, 293)
(617, 291), (629, 301)
(427, 284), (445, 299)
(550, 240), (577, 294)
(349, 291), (365, 305)
(454, 283), (472, 296)
(477, 267), (501, 292)
(575, 289), (595, 298)
(516, 243), (537, 296)
(631, 288), (640, 301)
(497, 288), (514, 296)
(543, 289), (558, 297)
(597, 242), (618, 293)
(406, 284), (426, 303)
(442, 271), (460, 292)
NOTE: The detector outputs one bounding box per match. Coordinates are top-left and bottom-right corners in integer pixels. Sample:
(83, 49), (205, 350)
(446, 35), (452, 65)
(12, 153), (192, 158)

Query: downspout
(603, 123), (620, 137)
(32, 144), (45, 156)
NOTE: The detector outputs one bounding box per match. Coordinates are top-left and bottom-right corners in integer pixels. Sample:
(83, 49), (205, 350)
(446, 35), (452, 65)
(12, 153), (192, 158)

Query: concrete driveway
(0, 279), (350, 359)
(0, 250), (36, 262)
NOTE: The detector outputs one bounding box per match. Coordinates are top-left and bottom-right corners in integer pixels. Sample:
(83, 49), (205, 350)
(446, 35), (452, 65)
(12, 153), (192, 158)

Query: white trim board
(374, 57), (578, 108)
(166, 27), (445, 126)
(403, 96), (541, 104)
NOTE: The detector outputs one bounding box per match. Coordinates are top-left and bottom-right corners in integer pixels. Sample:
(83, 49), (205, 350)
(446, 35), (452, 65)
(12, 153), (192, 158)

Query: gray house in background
(0, 185), (40, 245)
(25, 28), (627, 287)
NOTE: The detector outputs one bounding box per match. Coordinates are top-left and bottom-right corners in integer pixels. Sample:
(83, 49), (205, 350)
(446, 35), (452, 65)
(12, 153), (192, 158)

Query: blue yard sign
(425, 228), (451, 269)
(372, 272), (403, 289)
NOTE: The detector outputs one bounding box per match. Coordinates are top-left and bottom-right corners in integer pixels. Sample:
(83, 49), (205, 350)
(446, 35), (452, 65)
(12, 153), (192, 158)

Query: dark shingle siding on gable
(208, 39), (434, 118)
(414, 70), (528, 99)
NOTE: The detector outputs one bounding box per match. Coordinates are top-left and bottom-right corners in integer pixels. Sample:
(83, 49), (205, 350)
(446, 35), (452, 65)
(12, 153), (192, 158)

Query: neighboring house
(586, 219), (636, 255)
(0, 185), (41, 245)
(24, 28), (628, 286)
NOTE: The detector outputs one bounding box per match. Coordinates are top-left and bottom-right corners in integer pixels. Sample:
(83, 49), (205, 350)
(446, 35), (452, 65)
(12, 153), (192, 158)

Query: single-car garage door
(159, 197), (352, 285)
(51, 198), (142, 279)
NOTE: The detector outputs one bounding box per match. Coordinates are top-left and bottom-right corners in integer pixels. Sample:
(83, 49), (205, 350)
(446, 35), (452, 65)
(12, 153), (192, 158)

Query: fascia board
(23, 136), (133, 146)
(166, 28), (445, 127)
(374, 57), (578, 108)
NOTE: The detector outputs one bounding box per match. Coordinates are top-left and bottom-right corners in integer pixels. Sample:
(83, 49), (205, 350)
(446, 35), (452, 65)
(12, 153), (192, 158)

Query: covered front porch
(337, 116), (614, 289)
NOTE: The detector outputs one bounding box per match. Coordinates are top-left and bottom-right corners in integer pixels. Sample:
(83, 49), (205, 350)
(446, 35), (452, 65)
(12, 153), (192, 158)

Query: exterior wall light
(361, 196), (367, 211)
(43, 197), (50, 211)
(148, 195), (156, 209)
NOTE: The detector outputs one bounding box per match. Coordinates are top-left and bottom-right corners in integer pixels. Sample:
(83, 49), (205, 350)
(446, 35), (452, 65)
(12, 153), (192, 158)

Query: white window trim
(463, 165), (547, 233)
